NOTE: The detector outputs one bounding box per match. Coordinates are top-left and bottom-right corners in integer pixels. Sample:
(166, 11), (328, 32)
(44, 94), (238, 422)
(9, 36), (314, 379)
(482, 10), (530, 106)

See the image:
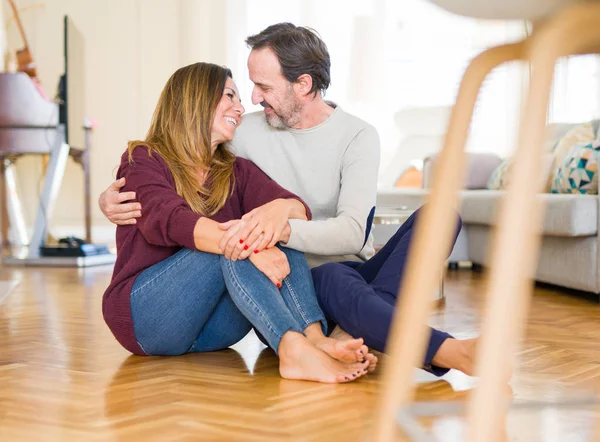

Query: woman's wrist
(193, 217), (224, 254)
(284, 199), (307, 220)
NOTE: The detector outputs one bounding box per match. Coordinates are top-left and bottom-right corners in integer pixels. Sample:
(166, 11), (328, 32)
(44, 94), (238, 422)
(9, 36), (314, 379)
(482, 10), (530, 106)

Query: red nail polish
(277, 283), (281, 289)
(265, 247), (269, 250)
(254, 250), (259, 254)
(239, 239), (244, 244)
(243, 245), (249, 250)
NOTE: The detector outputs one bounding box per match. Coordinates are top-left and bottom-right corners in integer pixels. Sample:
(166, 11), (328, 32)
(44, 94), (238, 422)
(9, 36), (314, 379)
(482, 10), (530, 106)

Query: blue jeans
(130, 247), (326, 356)
(313, 207), (462, 377)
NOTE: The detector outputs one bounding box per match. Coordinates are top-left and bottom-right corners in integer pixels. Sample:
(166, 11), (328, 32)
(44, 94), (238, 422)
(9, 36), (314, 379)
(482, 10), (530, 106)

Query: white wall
(0, 3), (5, 70)
(4, 0), (227, 243)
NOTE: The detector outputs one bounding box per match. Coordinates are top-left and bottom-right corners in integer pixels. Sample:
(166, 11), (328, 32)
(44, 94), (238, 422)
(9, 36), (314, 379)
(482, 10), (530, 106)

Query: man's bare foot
(365, 353), (378, 373)
(278, 332), (370, 383)
(328, 325), (373, 365)
(329, 324), (354, 341)
(304, 324), (366, 363)
(312, 336), (367, 364)
(431, 337), (477, 376)
(432, 337), (515, 384)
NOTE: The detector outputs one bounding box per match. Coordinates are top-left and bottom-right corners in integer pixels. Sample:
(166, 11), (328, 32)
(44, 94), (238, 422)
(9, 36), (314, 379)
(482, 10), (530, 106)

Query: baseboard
(14, 225), (117, 248)
(52, 225), (116, 246)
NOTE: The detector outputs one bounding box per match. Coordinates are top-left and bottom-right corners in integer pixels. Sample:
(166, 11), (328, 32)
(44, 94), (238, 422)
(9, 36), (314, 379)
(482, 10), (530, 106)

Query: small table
(372, 206), (445, 304)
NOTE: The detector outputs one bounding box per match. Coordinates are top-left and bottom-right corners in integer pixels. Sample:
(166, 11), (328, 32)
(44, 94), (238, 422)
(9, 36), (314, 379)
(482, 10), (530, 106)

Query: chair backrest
(428, 0), (577, 20)
(0, 72), (58, 127)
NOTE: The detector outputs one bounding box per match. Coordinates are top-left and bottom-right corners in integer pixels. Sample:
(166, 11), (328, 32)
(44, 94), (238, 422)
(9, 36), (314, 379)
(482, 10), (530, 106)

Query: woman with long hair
(102, 62), (375, 383)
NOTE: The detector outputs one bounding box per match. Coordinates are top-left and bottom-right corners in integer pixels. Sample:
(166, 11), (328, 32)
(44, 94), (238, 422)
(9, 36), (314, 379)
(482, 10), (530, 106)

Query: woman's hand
(219, 199), (294, 260)
(218, 219), (264, 261)
(248, 246), (290, 288)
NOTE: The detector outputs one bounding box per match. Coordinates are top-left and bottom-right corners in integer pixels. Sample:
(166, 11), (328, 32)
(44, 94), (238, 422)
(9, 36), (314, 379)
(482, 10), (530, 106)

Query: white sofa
(376, 125), (600, 298)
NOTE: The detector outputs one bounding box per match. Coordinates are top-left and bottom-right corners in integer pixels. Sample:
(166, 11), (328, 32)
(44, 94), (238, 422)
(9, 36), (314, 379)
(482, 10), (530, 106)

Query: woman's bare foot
(278, 332), (370, 383)
(304, 324), (366, 363)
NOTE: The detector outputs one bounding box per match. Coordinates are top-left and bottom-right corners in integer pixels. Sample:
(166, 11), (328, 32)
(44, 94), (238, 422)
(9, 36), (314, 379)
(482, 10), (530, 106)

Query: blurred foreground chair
(373, 1), (600, 441)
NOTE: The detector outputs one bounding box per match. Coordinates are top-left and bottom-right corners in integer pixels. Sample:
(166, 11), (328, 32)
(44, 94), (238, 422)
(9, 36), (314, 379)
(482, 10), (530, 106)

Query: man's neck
(292, 95), (335, 130)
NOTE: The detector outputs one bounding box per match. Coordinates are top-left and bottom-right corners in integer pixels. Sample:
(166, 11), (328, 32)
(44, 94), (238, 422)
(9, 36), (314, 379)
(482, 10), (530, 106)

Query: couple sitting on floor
(100, 23), (476, 383)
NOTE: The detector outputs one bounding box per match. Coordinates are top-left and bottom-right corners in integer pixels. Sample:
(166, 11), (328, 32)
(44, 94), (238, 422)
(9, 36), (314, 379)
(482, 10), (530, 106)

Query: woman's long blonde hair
(127, 62), (236, 216)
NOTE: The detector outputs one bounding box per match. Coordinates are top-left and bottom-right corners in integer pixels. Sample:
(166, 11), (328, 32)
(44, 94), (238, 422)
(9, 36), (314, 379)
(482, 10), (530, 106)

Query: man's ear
(295, 74), (313, 97)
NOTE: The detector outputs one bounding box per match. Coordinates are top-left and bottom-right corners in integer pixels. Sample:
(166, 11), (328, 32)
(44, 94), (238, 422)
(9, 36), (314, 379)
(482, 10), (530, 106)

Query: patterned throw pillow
(486, 158), (512, 190)
(552, 122), (596, 168)
(551, 141), (600, 194)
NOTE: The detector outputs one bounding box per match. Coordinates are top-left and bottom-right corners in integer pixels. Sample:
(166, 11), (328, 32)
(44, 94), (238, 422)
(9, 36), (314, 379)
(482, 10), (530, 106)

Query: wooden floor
(0, 263), (598, 441)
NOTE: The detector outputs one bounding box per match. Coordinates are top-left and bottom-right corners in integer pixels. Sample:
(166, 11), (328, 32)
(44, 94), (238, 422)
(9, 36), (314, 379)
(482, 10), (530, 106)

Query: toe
(357, 344), (368, 360)
(365, 354), (378, 372)
(344, 338), (364, 351)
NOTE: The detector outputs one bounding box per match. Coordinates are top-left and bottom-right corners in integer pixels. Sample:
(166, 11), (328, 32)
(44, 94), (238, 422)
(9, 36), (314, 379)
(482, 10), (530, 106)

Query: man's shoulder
(333, 106), (377, 134)
(328, 107), (379, 153)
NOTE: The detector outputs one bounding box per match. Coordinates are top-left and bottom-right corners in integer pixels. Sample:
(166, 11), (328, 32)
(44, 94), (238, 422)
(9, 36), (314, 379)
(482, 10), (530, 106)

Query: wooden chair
(373, 1), (600, 441)
(0, 72), (92, 249)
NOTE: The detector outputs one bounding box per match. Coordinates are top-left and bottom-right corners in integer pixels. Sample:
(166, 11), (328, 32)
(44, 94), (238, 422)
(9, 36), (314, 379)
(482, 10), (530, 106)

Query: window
(226, 0), (600, 182)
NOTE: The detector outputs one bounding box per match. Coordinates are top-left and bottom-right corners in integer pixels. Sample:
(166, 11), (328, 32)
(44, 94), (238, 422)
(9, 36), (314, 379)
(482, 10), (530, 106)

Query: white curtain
(549, 55), (600, 124)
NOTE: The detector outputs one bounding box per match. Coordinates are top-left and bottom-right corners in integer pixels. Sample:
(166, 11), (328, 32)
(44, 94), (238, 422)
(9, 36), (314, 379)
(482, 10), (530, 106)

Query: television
(57, 15), (85, 147)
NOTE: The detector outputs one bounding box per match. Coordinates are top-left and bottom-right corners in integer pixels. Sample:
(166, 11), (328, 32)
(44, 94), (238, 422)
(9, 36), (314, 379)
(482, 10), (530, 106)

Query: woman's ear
(295, 74), (314, 96)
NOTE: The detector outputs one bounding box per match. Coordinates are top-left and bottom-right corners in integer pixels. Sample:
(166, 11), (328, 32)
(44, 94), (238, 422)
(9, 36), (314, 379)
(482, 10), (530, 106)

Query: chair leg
(0, 158), (9, 251)
(465, 4), (600, 442)
(372, 42), (525, 442)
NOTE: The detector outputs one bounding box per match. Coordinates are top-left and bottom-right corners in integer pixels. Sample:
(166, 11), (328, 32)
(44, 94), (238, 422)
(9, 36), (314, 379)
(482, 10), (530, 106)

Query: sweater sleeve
(285, 125), (380, 255)
(118, 148), (201, 249)
(237, 159), (312, 220)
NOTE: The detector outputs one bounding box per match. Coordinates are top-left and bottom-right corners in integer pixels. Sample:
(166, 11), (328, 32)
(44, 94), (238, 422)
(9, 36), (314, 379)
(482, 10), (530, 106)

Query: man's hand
(248, 246), (290, 288)
(98, 177), (142, 225)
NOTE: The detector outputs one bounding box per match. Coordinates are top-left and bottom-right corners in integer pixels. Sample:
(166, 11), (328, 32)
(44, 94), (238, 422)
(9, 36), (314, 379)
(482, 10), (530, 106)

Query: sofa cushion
(460, 190), (598, 236)
(486, 153), (555, 192)
(376, 188), (430, 210)
(423, 153), (503, 190)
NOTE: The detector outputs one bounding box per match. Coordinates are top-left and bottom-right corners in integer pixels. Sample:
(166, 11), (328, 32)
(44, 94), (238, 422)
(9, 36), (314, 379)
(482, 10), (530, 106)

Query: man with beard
(99, 22), (477, 377)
